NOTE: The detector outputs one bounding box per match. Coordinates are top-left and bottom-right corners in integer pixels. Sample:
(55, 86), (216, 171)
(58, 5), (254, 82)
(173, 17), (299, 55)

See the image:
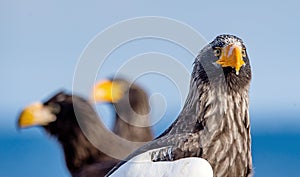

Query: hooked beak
(91, 80), (123, 103)
(216, 44), (245, 75)
(17, 102), (56, 128)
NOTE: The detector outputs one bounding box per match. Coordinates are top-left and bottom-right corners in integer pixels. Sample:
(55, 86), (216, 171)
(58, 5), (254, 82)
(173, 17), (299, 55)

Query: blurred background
(1, 1), (300, 177)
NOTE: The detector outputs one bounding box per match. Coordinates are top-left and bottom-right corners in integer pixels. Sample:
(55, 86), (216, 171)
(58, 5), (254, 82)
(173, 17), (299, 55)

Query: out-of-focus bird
(17, 78), (154, 177)
(106, 34), (253, 177)
(18, 92), (119, 177)
(92, 78), (154, 142)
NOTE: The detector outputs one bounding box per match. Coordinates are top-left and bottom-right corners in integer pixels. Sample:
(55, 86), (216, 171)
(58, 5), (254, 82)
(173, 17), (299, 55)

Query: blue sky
(1, 0), (300, 132)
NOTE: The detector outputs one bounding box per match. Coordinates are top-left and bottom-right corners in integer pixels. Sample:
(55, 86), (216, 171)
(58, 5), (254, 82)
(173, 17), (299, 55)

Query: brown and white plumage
(106, 34), (253, 177)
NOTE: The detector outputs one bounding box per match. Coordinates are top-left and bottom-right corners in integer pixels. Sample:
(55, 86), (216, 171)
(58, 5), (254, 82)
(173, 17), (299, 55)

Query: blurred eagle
(17, 79), (154, 177)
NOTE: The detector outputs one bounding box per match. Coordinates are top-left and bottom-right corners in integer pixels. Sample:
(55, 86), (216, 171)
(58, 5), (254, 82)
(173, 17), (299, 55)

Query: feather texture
(106, 35), (253, 177)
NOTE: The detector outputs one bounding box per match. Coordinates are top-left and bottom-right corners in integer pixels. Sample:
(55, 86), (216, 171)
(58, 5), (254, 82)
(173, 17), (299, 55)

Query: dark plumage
(18, 92), (118, 176)
(18, 78), (154, 177)
(106, 34), (253, 177)
(93, 78), (154, 142)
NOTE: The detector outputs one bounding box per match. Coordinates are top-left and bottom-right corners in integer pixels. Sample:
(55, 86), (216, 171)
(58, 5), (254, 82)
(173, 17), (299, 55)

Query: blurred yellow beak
(18, 102), (56, 128)
(216, 44), (245, 75)
(92, 80), (123, 103)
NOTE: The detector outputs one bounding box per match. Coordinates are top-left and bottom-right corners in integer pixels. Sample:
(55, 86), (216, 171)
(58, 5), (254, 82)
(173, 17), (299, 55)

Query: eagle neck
(197, 81), (252, 177)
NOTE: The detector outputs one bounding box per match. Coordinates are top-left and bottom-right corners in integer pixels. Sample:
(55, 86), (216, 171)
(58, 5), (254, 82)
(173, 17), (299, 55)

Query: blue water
(1, 121), (300, 177)
(0, 129), (69, 177)
(252, 133), (300, 177)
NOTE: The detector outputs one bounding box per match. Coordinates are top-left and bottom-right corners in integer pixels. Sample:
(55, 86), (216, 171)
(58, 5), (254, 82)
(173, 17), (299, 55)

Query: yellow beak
(216, 44), (245, 75)
(18, 102), (56, 128)
(92, 80), (123, 103)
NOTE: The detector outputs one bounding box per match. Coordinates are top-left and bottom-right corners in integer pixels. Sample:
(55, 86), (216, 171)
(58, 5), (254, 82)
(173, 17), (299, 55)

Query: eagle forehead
(211, 34), (244, 48)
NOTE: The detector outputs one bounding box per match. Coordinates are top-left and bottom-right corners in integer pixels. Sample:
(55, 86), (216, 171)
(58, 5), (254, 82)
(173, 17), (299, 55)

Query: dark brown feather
(37, 79), (153, 177)
(111, 78), (153, 142)
(43, 93), (119, 177)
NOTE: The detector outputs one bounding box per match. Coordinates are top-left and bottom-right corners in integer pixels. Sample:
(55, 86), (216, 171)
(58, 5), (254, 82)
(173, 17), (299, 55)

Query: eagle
(105, 34), (253, 177)
(17, 79), (154, 177)
(92, 78), (154, 142)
